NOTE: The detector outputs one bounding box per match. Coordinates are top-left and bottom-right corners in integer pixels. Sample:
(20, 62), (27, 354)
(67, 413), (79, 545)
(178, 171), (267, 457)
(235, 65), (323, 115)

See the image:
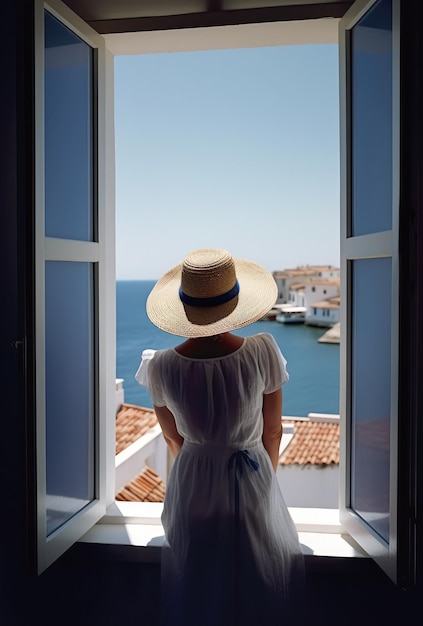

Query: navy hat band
(179, 280), (240, 307)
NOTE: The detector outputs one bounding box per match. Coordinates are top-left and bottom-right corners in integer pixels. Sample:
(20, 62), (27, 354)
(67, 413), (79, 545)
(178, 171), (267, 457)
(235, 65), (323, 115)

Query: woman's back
(137, 332), (288, 446)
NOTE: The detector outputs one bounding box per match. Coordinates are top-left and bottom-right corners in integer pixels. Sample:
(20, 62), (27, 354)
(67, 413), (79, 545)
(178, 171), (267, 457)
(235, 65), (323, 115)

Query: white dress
(136, 332), (304, 626)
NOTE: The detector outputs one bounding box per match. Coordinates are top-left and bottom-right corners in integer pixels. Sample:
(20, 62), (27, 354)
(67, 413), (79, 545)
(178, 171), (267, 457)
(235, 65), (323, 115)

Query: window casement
(339, 0), (409, 586)
(29, 0), (417, 588)
(32, 0), (115, 574)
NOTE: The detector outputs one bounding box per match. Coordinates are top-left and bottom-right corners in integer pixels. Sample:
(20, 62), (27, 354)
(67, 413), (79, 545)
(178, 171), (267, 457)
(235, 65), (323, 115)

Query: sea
(116, 280), (340, 418)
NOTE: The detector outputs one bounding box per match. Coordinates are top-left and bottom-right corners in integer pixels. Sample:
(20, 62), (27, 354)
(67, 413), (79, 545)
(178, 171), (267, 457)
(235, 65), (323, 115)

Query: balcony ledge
(78, 503), (368, 564)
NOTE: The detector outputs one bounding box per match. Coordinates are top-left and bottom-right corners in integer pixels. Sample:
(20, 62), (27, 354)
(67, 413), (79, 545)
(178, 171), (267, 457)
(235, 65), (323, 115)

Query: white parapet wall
(277, 464), (339, 508)
(115, 425), (168, 492)
(115, 378), (340, 508)
(277, 413), (340, 508)
(115, 378), (125, 414)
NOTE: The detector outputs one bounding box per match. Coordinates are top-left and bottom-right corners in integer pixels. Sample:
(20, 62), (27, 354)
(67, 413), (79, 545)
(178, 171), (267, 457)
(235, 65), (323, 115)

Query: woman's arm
(262, 388), (283, 472)
(154, 404), (184, 459)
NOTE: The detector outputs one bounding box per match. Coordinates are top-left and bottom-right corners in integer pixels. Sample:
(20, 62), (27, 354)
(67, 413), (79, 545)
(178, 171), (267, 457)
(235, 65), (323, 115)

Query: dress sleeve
(259, 333), (289, 394)
(134, 349), (166, 407)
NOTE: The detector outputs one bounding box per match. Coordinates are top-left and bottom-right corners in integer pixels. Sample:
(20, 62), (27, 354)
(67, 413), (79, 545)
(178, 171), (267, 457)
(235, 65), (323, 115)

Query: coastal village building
(304, 281), (340, 327)
(307, 295), (341, 327)
(288, 280), (340, 308)
(287, 282), (308, 308)
(303, 280), (340, 307)
(273, 268), (341, 329)
(273, 268), (323, 304)
(285, 278), (341, 328)
(273, 265), (340, 304)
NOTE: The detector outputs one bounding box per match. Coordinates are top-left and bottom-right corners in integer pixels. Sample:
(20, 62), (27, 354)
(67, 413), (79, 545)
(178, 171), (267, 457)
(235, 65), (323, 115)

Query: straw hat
(146, 248), (278, 338)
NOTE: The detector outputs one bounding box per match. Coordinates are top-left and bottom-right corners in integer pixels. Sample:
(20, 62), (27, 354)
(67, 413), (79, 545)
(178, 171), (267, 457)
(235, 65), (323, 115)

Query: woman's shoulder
(135, 346), (175, 387)
(247, 332), (279, 350)
(246, 333), (286, 363)
(247, 333), (289, 385)
(138, 347), (178, 374)
(141, 346), (175, 364)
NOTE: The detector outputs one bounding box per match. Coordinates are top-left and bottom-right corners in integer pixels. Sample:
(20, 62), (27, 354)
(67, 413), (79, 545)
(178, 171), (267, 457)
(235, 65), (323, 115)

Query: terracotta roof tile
(115, 403), (158, 455)
(273, 266), (339, 278)
(311, 297), (340, 309)
(116, 466), (166, 502)
(306, 265), (340, 271)
(280, 419), (340, 466)
(274, 269), (321, 278)
(304, 279), (340, 286)
(115, 404), (165, 503)
(115, 404), (339, 503)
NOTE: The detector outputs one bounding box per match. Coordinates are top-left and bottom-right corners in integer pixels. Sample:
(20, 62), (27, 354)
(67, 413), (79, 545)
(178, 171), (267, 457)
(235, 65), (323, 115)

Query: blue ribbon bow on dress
(228, 450), (260, 519)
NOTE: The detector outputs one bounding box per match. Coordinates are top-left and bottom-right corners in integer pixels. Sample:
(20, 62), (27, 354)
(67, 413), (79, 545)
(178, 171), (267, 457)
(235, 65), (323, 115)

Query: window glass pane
(351, 0), (392, 236)
(351, 257), (391, 542)
(45, 261), (95, 536)
(44, 11), (93, 241)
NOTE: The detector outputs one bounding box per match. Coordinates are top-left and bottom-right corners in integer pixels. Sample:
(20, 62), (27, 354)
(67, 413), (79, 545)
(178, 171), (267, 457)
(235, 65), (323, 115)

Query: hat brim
(146, 258), (278, 338)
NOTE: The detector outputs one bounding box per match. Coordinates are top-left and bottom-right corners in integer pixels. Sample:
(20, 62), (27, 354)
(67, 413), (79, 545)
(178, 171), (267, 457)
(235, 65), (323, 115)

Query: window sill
(78, 502), (369, 563)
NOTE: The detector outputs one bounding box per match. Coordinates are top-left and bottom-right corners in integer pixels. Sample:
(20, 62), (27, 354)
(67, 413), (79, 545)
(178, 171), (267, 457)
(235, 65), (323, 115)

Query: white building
(287, 278), (340, 309)
(304, 279), (340, 305)
(273, 265), (340, 304)
(306, 296), (341, 327)
(308, 265), (340, 281)
(287, 282), (307, 307)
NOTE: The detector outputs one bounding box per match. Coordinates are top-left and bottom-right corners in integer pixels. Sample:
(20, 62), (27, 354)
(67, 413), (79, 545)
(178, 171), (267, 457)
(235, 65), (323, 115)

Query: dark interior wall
(1, 1), (422, 625)
(2, 546), (416, 626)
(1, 0), (30, 620)
(398, 0), (423, 591)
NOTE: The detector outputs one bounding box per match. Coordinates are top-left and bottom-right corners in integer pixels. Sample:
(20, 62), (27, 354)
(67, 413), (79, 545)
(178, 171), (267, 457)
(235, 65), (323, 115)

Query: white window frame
(338, 0), (400, 583)
(34, 0), (407, 579)
(34, 0), (116, 574)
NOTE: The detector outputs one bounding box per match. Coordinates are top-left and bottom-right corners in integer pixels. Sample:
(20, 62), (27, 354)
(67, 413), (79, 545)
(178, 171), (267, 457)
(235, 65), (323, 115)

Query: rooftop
(280, 416), (340, 466)
(116, 466), (166, 502)
(115, 403), (340, 502)
(273, 265), (340, 279)
(304, 279), (340, 287)
(310, 296), (341, 309)
(116, 402), (165, 502)
(116, 402), (158, 455)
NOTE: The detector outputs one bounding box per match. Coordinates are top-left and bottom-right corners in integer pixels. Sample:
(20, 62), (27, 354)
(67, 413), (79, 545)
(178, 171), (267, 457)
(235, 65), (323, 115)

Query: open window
(32, 0), (115, 573)
(30, 0), (417, 587)
(339, 0), (406, 585)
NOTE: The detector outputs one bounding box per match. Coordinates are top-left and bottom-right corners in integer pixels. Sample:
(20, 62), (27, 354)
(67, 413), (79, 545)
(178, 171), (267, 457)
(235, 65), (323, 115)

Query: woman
(136, 248), (304, 626)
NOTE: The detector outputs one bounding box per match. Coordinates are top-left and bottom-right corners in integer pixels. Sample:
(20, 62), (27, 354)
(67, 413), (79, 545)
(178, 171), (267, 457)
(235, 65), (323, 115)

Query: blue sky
(114, 44), (339, 280)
